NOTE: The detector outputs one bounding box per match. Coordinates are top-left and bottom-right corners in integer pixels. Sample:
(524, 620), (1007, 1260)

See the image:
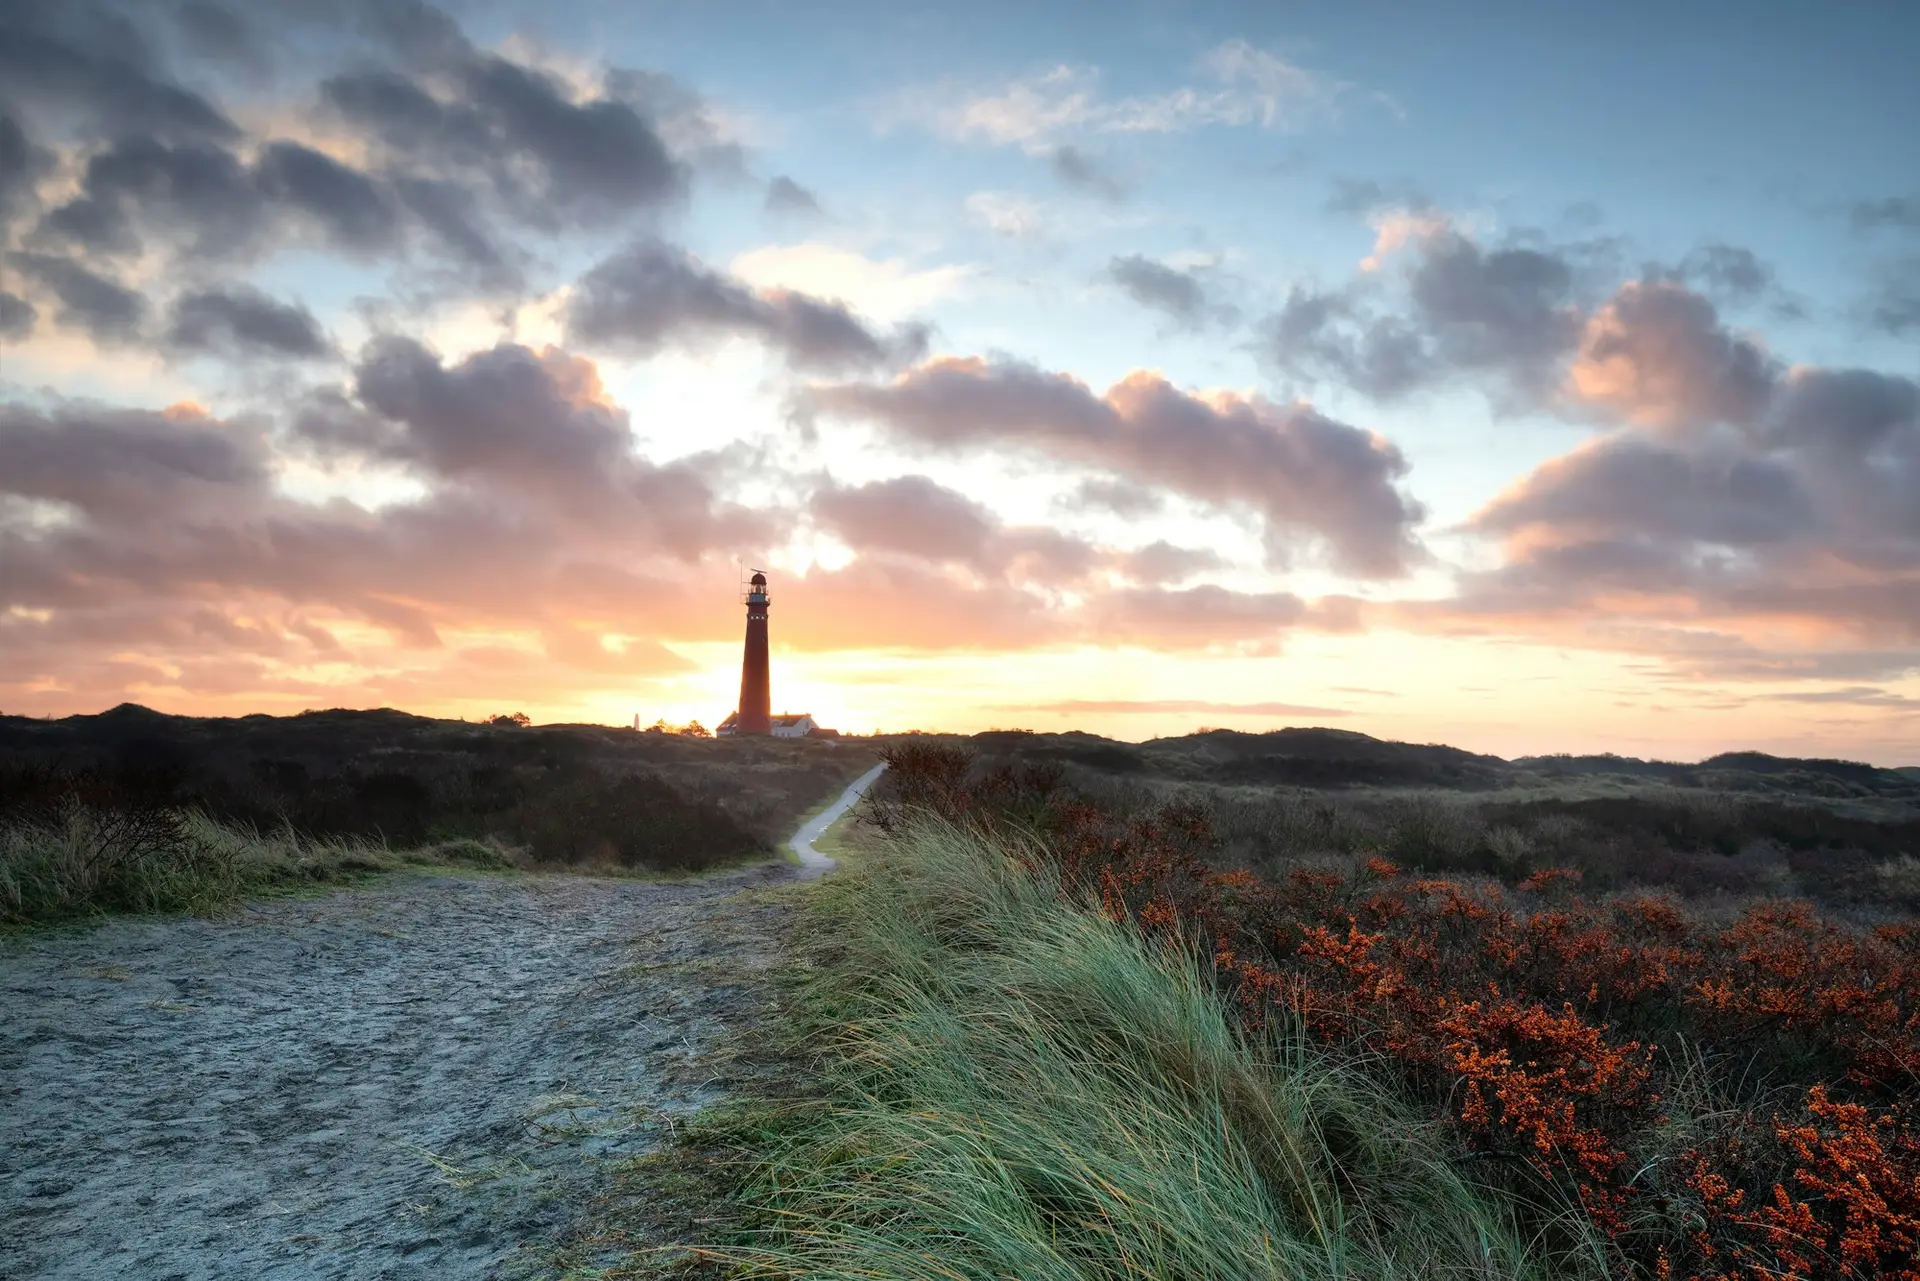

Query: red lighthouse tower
(735, 570), (772, 735)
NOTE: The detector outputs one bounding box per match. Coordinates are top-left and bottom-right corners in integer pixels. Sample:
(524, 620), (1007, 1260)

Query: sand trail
(0, 861), (797, 1280)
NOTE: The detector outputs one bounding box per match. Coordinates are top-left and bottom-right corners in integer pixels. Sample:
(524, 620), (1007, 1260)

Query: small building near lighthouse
(717, 710), (816, 738)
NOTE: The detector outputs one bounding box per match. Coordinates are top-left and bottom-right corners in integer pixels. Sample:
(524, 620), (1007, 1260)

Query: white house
(770, 713), (816, 738)
(715, 711), (819, 737)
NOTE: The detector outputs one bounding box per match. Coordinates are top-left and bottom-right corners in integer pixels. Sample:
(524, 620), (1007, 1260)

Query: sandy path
(0, 861), (796, 1280)
(787, 762), (886, 879)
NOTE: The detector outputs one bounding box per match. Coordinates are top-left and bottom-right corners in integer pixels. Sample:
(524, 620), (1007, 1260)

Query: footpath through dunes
(0, 814), (864, 1279)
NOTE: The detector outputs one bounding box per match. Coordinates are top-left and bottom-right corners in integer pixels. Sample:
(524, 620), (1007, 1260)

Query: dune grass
(671, 820), (1598, 1280)
(0, 806), (513, 928)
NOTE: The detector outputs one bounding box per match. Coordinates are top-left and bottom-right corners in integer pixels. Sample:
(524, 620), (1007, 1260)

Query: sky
(1, 0), (1917, 763)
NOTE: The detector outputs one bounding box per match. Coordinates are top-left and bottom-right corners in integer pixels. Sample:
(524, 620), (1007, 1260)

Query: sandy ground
(0, 853), (811, 1281)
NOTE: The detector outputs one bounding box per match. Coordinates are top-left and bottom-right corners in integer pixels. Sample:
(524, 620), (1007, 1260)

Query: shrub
(702, 820), (1584, 1279)
(877, 743), (1920, 1280)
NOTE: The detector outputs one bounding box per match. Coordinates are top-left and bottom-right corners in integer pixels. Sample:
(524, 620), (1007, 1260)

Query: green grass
(665, 821), (1599, 1280)
(0, 807), (515, 928)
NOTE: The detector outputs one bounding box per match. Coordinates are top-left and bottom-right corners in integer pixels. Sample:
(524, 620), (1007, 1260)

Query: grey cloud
(1471, 434), (1816, 550)
(812, 475), (995, 565)
(1863, 260), (1920, 336)
(8, 252), (148, 341)
(0, 292), (34, 340)
(811, 473), (1102, 586)
(1090, 584), (1347, 648)
(1408, 231), (1582, 383)
(174, 2), (263, 70)
(1108, 255), (1226, 329)
(1263, 285), (1435, 400)
(0, 0), (239, 142)
(764, 175), (821, 216)
(1027, 697), (1349, 718)
(320, 53), (688, 230)
(1049, 145), (1124, 200)
(1761, 686), (1915, 708)
(1452, 359), (1920, 647)
(1765, 366), (1919, 453)
(343, 338), (764, 559)
(389, 175), (519, 286)
(34, 135), (263, 259)
(1674, 243), (1773, 306)
(255, 141), (402, 254)
(351, 337), (628, 490)
(810, 357), (1424, 578)
(459, 55), (684, 217)
(1572, 281), (1778, 429)
(360, 0), (472, 70)
(1061, 475), (1163, 518)
(0, 399), (270, 523)
(0, 113), (54, 226)
(1851, 195), (1920, 232)
(1325, 176), (1428, 217)
(1118, 541), (1224, 584)
(166, 286), (331, 358)
(1261, 227), (1584, 402)
(567, 239), (925, 372)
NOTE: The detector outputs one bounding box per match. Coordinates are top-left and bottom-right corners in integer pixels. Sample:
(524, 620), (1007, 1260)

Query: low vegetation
(0, 801), (510, 927)
(0, 704), (878, 925)
(843, 741), (1920, 1280)
(660, 819), (1589, 1279)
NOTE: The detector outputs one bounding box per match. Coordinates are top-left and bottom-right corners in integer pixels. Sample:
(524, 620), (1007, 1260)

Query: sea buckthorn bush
(878, 743), (1920, 1281)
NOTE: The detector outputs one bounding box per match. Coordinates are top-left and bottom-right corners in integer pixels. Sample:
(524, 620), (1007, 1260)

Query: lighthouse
(734, 570), (773, 735)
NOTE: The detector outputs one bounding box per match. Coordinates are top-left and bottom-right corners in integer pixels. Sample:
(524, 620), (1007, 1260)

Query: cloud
(1263, 285), (1435, 400)
(729, 242), (974, 322)
(0, 292), (35, 340)
(1760, 686), (1916, 708)
(1851, 196), (1920, 232)
(566, 238), (927, 371)
(318, 53), (688, 229)
(1107, 254), (1237, 329)
(3, 0), (717, 312)
(0, 356), (786, 713)
(764, 175), (821, 216)
(812, 474), (998, 566)
(808, 356), (1425, 577)
(175, 2), (264, 70)
(1263, 220), (1587, 402)
(1263, 220), (1784, 423)
(1090, 584), (1360, 648)
(0, 1), (240, 143)
(1672, 243), (1775, 306)
(911, 40), (1349, 152)
(1568, 282), (1777, 429)
(807, 474), (1087, 584)
(1116, 541), (1225, 584)
(7, 252), (149, 342)
(1442, 358), (1920, 663)
(963, 190), (1048, 239)
(166, 286), (332, 359)
(0, 113), (55, 225)
(1022, 697), (1350, 718)
(1861, 259), (1920, 336)
(1325, 176), (1429, 218)
(1048, 145), (1124, 200)
(32, 134), (268, 259)
(1059, 475), (1164, 519)
(253, 141), (404, 254)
